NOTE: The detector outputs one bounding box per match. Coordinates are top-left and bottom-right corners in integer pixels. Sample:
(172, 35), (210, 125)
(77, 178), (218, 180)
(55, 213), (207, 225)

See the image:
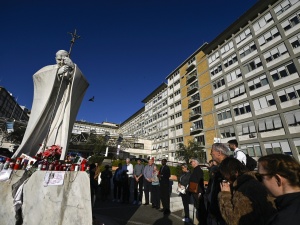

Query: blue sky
(0, 0), (258, 124)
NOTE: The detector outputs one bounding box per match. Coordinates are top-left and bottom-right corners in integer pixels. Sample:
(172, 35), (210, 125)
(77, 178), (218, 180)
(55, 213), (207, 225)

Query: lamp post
(104, 131), (110, 157)
(116, 134), (123, 159)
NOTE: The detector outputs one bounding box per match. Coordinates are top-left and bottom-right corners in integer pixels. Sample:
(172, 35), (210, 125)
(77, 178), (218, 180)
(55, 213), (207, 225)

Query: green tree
(175, 140), (206, 164)
(87, 133), (107, 154)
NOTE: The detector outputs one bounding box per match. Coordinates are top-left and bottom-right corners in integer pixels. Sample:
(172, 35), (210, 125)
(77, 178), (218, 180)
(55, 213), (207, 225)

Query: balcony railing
(187, 84), (198, 94)
(189, 111), (201, 120)
(190, 126), (203, 134)
(188, 97), (200, 107)
(186, 62), (196, 73)
(186, 71), (197, 83)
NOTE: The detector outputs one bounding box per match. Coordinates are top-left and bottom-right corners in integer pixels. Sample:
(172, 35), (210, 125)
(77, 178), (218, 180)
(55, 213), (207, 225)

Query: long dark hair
(219, 157), (248, 182)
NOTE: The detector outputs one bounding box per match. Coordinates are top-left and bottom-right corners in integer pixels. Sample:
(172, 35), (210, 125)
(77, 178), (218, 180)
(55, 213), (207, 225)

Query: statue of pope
(13, 50), (89, 160)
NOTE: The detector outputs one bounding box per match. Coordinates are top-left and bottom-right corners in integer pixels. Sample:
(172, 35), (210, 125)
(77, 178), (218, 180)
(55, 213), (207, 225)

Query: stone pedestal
(0, 170), (25, 225)
(0, 171), (92, 225)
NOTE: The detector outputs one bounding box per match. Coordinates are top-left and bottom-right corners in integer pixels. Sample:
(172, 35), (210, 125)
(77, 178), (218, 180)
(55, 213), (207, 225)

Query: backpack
(236, 150), (257, 171)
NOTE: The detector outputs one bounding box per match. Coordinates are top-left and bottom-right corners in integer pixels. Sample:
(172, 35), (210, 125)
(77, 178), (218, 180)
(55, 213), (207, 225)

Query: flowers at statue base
(41, 145), (62, 163)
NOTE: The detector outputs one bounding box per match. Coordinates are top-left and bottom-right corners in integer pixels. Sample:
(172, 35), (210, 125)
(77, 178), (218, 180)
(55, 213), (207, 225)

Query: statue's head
(55, 50), (69, 65)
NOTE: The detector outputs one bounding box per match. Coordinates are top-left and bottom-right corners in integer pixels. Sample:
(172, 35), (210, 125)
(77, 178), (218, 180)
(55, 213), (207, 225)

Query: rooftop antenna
(68, 29), (81, 57)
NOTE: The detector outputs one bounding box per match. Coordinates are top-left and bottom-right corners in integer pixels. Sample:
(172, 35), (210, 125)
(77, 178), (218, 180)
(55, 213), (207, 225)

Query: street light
(104, 131), (110, 157)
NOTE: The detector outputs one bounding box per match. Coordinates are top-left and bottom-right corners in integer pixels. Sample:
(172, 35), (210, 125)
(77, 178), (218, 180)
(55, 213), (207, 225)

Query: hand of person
(57, 65), (70, 75)
(63, 57), (74, 67)
(220, 180), (231, 192)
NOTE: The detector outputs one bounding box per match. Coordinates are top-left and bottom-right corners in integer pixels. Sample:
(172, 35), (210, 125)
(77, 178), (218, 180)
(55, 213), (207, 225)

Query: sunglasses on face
(255, 172), (273, 182)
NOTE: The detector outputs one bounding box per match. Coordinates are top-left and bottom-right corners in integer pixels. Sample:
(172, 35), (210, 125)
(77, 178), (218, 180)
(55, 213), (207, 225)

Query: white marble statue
(13, 50), (89, 160)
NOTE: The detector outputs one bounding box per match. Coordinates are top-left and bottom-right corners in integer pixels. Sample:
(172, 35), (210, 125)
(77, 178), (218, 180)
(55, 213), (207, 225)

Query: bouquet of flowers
(42, 145), (62, 163)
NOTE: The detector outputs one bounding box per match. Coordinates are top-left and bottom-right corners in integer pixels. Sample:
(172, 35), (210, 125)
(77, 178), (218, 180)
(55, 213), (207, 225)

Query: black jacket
(159, 164), (170, 184)
(267, 192), (300, 225)
(189, 165), (205, 194)
(207, 169), (225, 223)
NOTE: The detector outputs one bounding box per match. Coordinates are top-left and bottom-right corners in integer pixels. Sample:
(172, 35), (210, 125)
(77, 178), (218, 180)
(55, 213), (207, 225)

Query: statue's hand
(63, 57), (74, 68)
(57, 65), (72, 76)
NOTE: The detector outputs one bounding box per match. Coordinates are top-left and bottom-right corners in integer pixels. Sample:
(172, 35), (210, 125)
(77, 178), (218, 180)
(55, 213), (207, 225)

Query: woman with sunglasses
(219, 157), (276, 225)
(258, 154), (300, 225)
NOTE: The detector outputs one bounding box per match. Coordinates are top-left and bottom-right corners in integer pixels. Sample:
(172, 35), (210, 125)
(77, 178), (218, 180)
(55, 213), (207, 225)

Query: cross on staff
(68, 29), (81, 57)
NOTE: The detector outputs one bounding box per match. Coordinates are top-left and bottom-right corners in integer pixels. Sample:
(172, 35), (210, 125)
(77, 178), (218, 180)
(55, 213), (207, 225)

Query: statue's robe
(13, 64), (89, 159)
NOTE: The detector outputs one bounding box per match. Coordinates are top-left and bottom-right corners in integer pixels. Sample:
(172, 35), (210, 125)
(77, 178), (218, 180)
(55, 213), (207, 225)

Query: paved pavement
(92, 199), (191, 225)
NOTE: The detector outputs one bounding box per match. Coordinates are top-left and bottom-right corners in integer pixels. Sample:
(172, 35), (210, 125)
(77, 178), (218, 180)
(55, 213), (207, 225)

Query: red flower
(43, 150), (52, 158)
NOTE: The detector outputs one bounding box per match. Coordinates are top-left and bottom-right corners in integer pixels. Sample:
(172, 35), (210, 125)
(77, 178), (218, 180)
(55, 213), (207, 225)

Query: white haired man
(207, 143), (230, 225)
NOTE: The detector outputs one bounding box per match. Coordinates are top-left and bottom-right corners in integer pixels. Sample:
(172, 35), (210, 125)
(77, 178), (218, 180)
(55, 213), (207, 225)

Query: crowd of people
(93, 158), (172, 215)
(91, 139), (300, 225)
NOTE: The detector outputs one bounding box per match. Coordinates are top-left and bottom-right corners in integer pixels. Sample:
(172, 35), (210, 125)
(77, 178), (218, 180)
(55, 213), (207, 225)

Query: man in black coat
(207, 143), (230, 225)
(159, 159), (171, 215)
(189, 158), (207, 225)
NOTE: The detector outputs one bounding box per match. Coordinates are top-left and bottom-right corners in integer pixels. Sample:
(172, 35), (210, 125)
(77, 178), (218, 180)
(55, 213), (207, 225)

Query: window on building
(253, 12), (273, 32)
(284, 109), (300, 126)
(214, 92), (228, 105)
(233, 102), (251, 116)
(192, 120), (203, 129)
(191, 93), (200, 101)
(213, 77), (225, 90)
(277, 84), (300, 102)
(226, 68), (242, 84)
(169, 94), (173, 99)
(188, 57), (195, 65)
(263, 43), (288, 63)
(240, 143), (262, 157)
(175, 112), (182, 118)
(274, 0), (299, 16)
(175, 101), (181, 107)
(220, 41), (234, 55)
(281, 11), (300, 31)
(217, 108), (232, 121)
(210, 63), (223, 77)
(220, 126), (236, 138)
(264, 140), (291, 155)
(224, 54), (238, 68)
(191, 106), (202, 116)
(235, 28), (252, 44)
(294, 138), (300, 154)
(258, 27), (281, 47)
(170, 115), (174, 120)
(237, 121), (256, 136)
(229, 84), (246, 99)
(243, 57), (262, 73)
(174, 90), (181, 96)
(270, 61), (298, 81)
(174, 79), (180, 86)
(208, 51), (220, 65)
(248, 74), (269, 91)
(176, 137), (183, 143)
(253, 94), (276, 110)
(195, 135), (205, 145)
(289, 32), (300, 49)
(258, 115), (283, 132)
(169, 85), (173, 90)
(176, 124), (182, 130)
(239, 41), (257, 59)
(171, 139), (175, 144)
